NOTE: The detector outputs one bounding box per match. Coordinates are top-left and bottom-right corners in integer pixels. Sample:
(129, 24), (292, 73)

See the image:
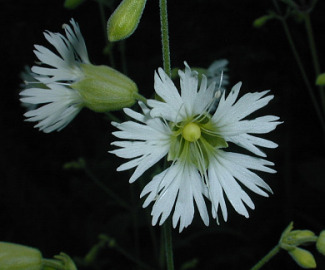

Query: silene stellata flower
(110, 63), (281, 232)
(20, 19), (138, 133)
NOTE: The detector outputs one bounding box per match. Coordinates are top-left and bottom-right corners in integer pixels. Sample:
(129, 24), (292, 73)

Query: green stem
(98, 2), (108, 42)
(162, 219), (175, 270)
(250, 245), (281, 270)
(159, 0), (174, 268)
(280, 17), (325, 133)
(104, 111), (122, 123)
(159, 0), (171, 76)
(98, 1), (116, 67)
(304, 12), (325, 111)
(134, 92), (148, 104)
(304, 13), (321, 75)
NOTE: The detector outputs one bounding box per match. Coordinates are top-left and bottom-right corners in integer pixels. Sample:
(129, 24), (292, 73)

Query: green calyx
(167, 114), (227, 172)
(0, 242), (42, 270)
(0, 242), (77, 270)
(280, 222), (318, 250)
(71, 64), (138, 112)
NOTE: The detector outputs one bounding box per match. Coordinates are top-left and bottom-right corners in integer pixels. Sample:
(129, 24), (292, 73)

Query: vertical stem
(98, 2), (108, 41)
(162, 219), (175, 270)
(304, 13), (321, 75)
(159, 0), (174, 268)
(98, 2), (116, 68)
(159, 0), (171, 76)
(250, 245), (281, 270)
(304, 12), (325, 109)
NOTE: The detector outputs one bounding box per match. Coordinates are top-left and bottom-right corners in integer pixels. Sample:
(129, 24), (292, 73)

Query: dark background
(1, 0), (325, 269)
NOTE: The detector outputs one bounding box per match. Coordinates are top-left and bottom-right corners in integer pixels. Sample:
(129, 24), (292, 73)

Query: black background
(1, 0), (325, 269)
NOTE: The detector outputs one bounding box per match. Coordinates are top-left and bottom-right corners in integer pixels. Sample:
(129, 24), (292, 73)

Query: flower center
(168, 114), (228, 173)
(182, 122), (201, 142)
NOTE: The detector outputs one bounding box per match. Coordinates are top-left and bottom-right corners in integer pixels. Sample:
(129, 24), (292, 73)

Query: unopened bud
(316, 230), (325, 256)
(0, 242), (42, 270)
(286, 230), (316, 246)
(64, 0), (85, 9)
(107, 0), (147, 42)
(71, 64), (138, 112)
(253, 15), (273, 28)
(288, 247), (316, 269)
(316, 73), (325, 86)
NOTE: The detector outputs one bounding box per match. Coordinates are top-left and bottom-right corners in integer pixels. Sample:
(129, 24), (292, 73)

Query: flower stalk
(159, 0), (174, 269)
(159, 0), (171, 76)
(163, 219), (175, 270)
(303, 12), (325, 111)
(250, 245), (281, 270)
(280, 17), (325, 133)
(271, 0), (325, 134)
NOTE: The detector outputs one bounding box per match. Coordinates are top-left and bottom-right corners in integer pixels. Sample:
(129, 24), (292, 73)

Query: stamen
(23, 80), (37, 85)
(174, 103), (185, 124)
(194, 140), (207, 179)
(204, 70), (225, 114)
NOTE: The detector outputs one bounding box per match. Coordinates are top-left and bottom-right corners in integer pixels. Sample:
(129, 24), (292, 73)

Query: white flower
(20, 19), (87, 132)
(110, 63), (281, 232)
(20, 19), (138, 133)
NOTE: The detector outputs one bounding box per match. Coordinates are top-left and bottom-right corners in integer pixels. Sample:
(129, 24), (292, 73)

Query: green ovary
(182, 122), (201, 142)
(167, 116), (228, 171)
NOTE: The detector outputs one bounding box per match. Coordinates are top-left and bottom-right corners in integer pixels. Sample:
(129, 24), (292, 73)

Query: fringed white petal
(143, 162), (208, 232)
(32, 19), (88, 84)
(20, 84), (83, 132)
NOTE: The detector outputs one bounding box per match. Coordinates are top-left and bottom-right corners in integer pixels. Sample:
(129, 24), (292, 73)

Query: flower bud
(107, 0), (147, 42)
(289, 247), (316, 269)
(253, 15), (273, 28)
(286, 230), (317, 246)
(316, 230), (325, 256)
(280, 222), (317, 249)
(0, 242), (42, 270)
(64, 0), (85, 9)
(71, 64), (138, 112)
(316, 73), (325, 86)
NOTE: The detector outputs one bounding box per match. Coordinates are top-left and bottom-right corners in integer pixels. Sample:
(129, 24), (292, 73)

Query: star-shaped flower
(110, 63), (281, 232)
